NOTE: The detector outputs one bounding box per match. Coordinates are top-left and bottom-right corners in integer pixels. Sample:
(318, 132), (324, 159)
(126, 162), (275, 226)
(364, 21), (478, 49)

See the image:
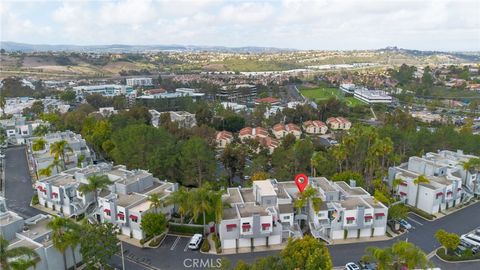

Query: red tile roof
(286, 123), (301, 131)
(239, 127), (253, 136)
(273, 123), (285, 132)
(216, 131), (233, 140)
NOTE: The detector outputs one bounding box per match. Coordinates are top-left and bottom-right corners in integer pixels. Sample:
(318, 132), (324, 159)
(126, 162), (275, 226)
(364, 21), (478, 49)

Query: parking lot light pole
(118, 241), (125, 270)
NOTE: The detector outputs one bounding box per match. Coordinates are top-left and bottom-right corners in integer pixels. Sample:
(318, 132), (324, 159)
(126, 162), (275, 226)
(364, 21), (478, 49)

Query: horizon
(1, 0), (479, 52)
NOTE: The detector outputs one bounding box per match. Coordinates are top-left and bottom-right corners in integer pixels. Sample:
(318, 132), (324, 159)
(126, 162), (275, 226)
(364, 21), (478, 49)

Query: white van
(188, 234), (203, 250)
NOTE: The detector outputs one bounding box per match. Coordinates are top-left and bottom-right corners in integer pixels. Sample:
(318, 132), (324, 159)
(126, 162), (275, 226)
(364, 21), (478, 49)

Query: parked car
(188, 234), (203, 250)
(472, 246), (479, 254)
(398, 219), (412, 230)
(358, 260), (377, 270)
(345, 262), (360, 270)
(454, 245), (467, 257)
(460, 239), (474, 249)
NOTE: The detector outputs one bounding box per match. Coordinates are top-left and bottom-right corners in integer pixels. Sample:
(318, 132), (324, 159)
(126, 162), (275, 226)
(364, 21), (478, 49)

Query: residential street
(4, 146), (43, 218)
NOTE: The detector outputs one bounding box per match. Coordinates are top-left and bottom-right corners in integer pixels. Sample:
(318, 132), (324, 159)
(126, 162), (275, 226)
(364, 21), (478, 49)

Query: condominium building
(0, 197), (81, 270)
(388, 153), (467, 215)
(126, 77), (153, 87)
(216, 131), (233, 148)
(277, 178), (388, 243)
(149, 109), (197, 128)
(36, 163), (176, 240)
(27, 131), (94, 178)
(272, 123), (302, 139)
(239, 127), (279, 153)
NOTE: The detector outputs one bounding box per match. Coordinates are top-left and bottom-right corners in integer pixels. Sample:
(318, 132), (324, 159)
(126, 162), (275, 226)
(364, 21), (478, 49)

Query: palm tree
(78, 174), (112, 208)
(50, 140), (73, 170)
(414, 175), (430, 208)
(210, 190), (224, 224)
(165, 187), (190, 223)
(38, 166), (53, 178)
(1, 235), (41, 270)
(32, 138), (47, 151)
(147, 193), (163, 214)
(294, 185), (322, 227)
(49, 157), (62, 174)
(461, 158), (480, 197)
(191, 186), (212, 236)
(363, 241), (430, 270)
(47, 217), (72, 270)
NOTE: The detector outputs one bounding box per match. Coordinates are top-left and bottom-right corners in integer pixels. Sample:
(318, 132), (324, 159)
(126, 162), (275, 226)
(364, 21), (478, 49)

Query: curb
(434, 248), (480, 264)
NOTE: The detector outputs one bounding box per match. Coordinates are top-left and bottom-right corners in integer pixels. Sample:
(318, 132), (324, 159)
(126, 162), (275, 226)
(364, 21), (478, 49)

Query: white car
(345, 262), (360, 270)
(398, 219), (412, 230)
(188, 234), (203, 250)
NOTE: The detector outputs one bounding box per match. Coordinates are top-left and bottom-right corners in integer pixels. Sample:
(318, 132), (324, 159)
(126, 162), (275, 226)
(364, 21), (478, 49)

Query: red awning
(226, 224), (237, 229)
(242, 224), (251, 229)
(104, 209), (111, 213)
(51, 192), (58, 196)
(117, 213), (125, 218)
(37, 186), (43, 191)
(346, 217), (355, 221)
(436, 192), (444, 196)
(399, 182), (408, 186)
(399, 191), (407, 196)
(375, 213), (385, 217)
(457, 188), (462, 191)
(261, 223), (271, 227)
(129, 215), (138, 220)
(364, 215), (373, 219)
(447, 191), (453, 195)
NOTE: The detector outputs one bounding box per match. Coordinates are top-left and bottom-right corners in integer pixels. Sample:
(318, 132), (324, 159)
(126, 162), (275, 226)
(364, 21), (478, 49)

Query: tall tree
(294, 186), (322, 227)
(32, 138), (47, 151)
(140, 212), (167, 239)
(47, 217), (80, 270)
(79, 222), (119, 269)
(165, 187), (190, 223)
(220, 143), (246, 186)
(191, 186), (213, 235)
(179, 136), (216, 187)
(461, 158), (480, 197)
(0, 94), (6, 116)
(281, 236), (333, 270)
(435, 229), (460, 255)
(38, 166), (53, 178)
(78, 174), (112, 208)
(362, 241), (430, 270)
(147, 193), (163, 214)
(0, 235), (40, 270)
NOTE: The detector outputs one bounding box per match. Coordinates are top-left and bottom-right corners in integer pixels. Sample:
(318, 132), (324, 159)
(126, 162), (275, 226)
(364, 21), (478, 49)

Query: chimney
(349, 179), (356, 187)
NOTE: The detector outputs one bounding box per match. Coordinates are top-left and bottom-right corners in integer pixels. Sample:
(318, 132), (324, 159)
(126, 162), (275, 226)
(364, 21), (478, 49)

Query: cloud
(0, 0), (478, 50)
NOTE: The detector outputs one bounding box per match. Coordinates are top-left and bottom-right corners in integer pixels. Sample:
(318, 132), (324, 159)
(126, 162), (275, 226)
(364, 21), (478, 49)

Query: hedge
(437, 247), (480, 261)
(407, 206), (435, 220)
(31, 194), (39, 205)
(168, 224), (203, 235)
(201, 238), (210, 252)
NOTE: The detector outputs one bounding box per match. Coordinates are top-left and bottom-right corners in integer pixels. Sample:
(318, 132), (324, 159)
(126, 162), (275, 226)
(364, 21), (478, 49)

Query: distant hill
(0, 41), (294, 53)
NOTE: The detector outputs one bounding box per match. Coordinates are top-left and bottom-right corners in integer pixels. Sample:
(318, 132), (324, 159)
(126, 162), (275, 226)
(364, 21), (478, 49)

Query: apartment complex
(36, 163), (176, 240)
(28, 131), (94, 178)
(272, 123), (302, 139)
(0, 197), (81, 270)
(387, 151), (475, 215)
(126, 77), (153, 87)
(239, 127), (279, 154)
(277, 178), (388, 243)
(216, 130), (233, 148)
(149, 109), (197, 128)
(303, 120), (328, 135)
(326, 117), (352, 130)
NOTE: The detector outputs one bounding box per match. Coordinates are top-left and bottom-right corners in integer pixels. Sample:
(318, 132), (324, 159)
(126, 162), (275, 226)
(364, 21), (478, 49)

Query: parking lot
(158, 235), (198, 253)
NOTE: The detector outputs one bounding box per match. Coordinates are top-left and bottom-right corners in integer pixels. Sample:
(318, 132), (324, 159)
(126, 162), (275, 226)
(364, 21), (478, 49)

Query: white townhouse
(219, 180), (297, 250)
(36, 163), (176, 240)
(277, 178), (388, 243)
(302, 120), (328, 135)
(0, 197), (82, 270)
(28, 131), (93, 178)
(388, 155), (465, 215)
(272, 123), (302, 139)
(0, 116), (46, 144)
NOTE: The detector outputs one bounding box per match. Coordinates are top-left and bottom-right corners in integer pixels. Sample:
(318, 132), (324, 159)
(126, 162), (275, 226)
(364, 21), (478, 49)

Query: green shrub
(212, 233), (221, 253)
(148, 234), (165, 247)
(31, 194), (39, 205)
(436, 247), (480, 261)
(168, 224), (203, 236)
(140, 235), (154, 245)
(407, 206), (435, 220)
(201, 239), (210, 252)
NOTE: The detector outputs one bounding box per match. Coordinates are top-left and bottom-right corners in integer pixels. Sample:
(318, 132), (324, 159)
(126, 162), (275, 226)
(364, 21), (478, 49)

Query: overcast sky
(1, 0), (479, 51)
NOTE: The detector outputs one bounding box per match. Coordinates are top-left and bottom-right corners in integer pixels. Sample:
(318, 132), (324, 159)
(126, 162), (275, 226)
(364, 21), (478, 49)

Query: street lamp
(117, 241), (125, 270)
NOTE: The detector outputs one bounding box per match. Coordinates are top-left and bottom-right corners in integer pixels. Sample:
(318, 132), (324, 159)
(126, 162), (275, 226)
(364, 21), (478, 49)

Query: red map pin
(295, 174), (309, 193)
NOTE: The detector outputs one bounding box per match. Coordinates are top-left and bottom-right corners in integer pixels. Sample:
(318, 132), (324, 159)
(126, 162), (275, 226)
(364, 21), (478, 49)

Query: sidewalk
(118, 234), (143, 248)
(330, 235), (391, 245)
(221, 242), (287, 255)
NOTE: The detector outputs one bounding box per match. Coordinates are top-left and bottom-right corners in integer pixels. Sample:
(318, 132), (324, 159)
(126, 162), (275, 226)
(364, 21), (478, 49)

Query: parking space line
(407, 216), (423, 226)
(170, 236), (180, 250)
(158, 235), (168, 247)
(184, 239), (190, 252)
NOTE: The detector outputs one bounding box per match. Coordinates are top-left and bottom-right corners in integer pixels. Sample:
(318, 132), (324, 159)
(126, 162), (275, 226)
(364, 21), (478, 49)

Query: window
(283, 215), (290, 220)
(226, 224), (236, 232)
(242, 223), (251, 233)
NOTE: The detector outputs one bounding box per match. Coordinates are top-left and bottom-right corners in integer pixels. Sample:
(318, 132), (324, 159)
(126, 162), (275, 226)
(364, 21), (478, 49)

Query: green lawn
(300, 87), (366, 107)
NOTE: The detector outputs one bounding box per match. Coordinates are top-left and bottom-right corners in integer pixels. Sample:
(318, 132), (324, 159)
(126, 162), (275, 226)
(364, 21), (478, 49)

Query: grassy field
(300, 86), (366, 107)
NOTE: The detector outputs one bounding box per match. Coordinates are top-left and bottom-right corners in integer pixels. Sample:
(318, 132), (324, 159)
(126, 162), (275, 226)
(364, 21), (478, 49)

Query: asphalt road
(4, 146), (43, 218)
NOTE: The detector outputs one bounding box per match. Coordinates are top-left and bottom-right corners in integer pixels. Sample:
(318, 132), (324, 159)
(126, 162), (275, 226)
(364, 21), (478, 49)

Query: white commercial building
(73, 84), (135, 98)
(126, 77), (153, 87)
(354, 88), (392, 104)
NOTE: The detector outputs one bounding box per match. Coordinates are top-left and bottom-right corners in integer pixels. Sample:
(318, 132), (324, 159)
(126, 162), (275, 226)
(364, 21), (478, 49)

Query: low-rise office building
(217, 84), (257, 103)
(354, 88), (392, 104)
(73, 84), (135, 98)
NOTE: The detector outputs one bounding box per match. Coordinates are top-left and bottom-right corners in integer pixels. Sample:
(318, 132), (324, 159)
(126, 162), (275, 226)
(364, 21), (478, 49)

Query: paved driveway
(4, 146), (43, 218)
